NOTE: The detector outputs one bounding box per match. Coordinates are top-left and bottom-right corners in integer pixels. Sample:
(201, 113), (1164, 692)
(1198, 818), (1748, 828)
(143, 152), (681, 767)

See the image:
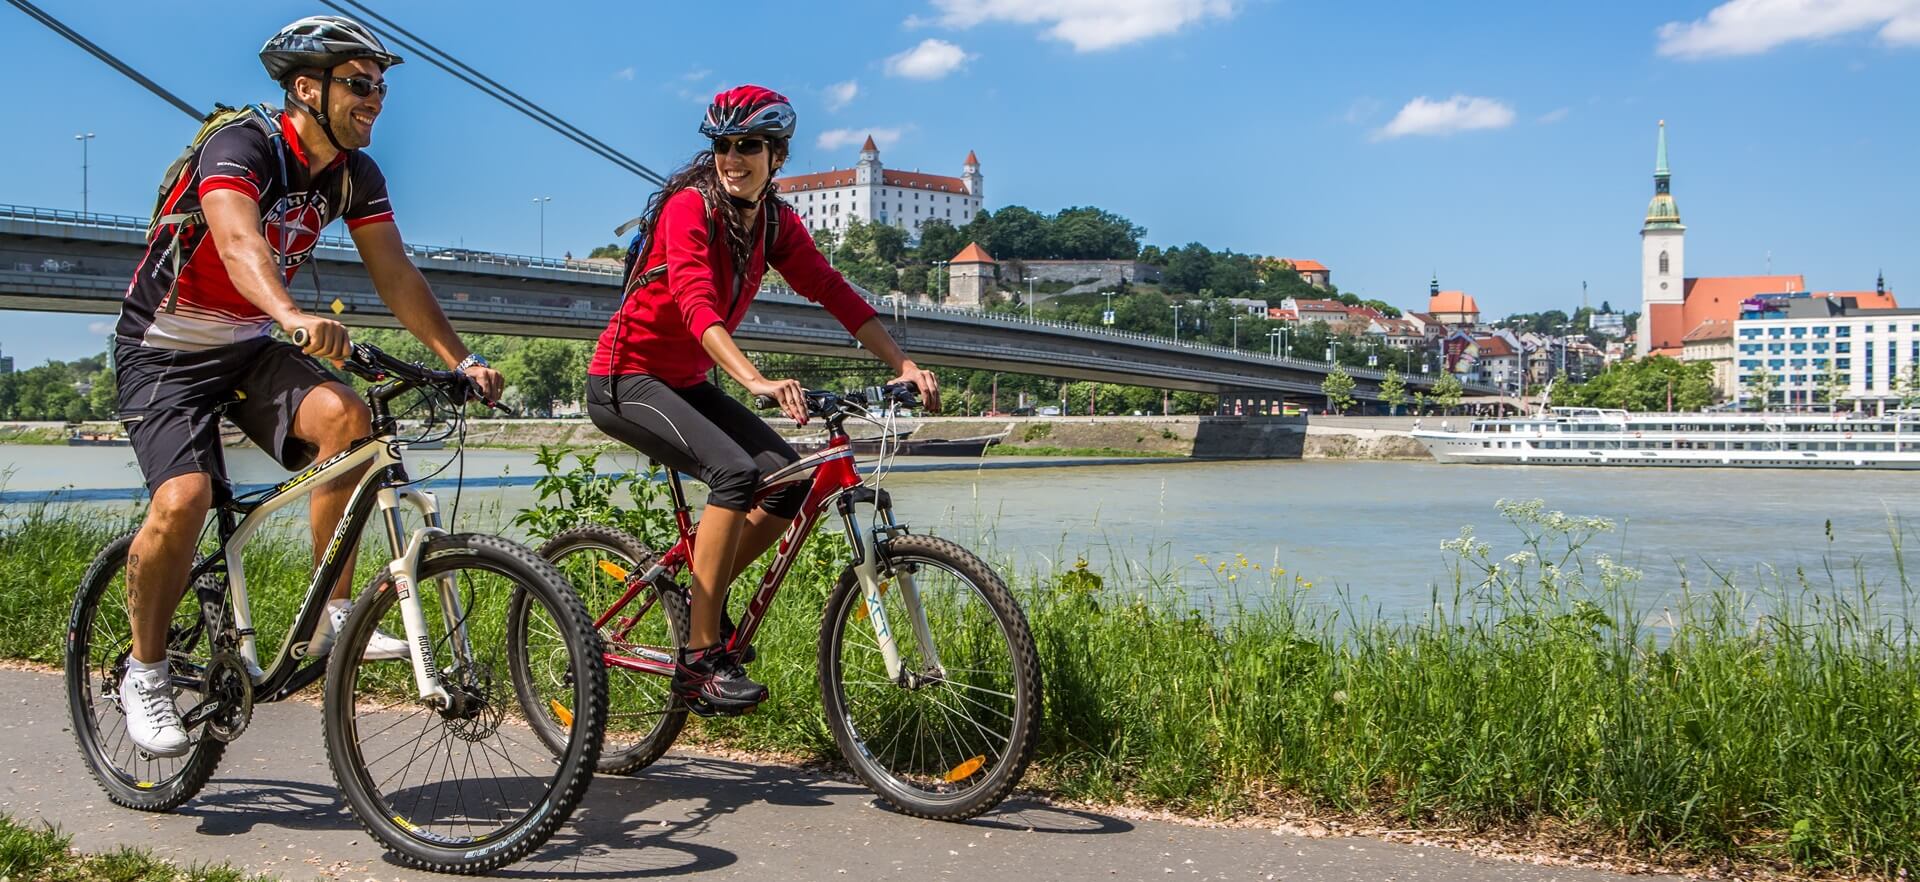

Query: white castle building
(774, 136), (983, 241)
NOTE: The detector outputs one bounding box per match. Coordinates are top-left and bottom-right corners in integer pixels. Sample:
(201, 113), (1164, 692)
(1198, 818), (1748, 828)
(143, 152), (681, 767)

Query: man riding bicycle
(112, 15), (503, 758)
(587, 85), (939, 716)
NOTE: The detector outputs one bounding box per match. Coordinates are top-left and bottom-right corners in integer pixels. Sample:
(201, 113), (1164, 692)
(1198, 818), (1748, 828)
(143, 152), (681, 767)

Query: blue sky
(4, 0), (1917, 366)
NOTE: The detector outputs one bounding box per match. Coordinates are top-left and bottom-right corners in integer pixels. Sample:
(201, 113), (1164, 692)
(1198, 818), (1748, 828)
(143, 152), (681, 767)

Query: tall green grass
(0, 812), (264, 882)
(7, 475), (1919, 876)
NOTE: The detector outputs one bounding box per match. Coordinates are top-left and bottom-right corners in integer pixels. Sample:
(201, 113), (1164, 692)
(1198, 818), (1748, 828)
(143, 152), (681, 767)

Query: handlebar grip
(752, 395), (778, 410)
(290, 327), (309, 347)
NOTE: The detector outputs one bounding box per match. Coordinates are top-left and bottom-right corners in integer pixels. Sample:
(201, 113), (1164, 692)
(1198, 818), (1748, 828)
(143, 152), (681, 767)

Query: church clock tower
(1639, 120), (1686, 356)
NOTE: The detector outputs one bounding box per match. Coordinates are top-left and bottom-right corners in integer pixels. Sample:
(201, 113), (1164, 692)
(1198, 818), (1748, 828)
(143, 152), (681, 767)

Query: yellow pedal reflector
(945, 756), (986, 782)
(548, 699), (574, 727)
(853, 580), (891, 621)
(596, 560), (629, 581)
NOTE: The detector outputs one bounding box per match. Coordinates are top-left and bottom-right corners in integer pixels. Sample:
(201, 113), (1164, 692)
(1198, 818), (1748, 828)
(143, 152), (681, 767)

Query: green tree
(984, 206), (1049, 259)
(1433, 372), (1465, 413)
(1161, 243), (1214, 294)
(503, 338), (588, 417)
(1048, 206), (1145, 260)
(914, 220), (967, 266)
(1896, 364), (1920, 409)
(1551, 356), (1716, 412)
(897, 265), (929, 298)
(1322, 365), (1356, 414)
(1379, 367), (1407, 415)
(587, 243), (623, 259)
(840, 257), (897, 294)
(1743, 367), (1779, 411)
(87, 369), (116, 419)
(1817, 361), (1850, 410)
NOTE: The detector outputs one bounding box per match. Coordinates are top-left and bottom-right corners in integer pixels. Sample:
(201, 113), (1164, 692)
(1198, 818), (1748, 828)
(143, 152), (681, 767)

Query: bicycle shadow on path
(497, 752), (1134, 880)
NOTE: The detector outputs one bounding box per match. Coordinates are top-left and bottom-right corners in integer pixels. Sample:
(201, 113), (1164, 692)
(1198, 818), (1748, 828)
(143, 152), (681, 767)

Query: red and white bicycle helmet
(700, 85), (796, 141)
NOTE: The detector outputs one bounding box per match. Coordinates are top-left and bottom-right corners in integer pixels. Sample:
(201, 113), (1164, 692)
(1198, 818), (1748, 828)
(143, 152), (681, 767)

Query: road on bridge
(0, 669), (1651, 881)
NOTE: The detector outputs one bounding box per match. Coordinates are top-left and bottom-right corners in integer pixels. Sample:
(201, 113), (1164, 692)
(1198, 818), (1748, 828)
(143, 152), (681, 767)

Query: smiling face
(293, 57), (385, 150)
(711, 136), (784, 201)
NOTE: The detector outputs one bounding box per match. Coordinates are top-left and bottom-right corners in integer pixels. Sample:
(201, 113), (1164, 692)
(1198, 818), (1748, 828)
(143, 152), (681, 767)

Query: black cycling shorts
(587, 373), (807, 518)
(114, 336), (339, 496)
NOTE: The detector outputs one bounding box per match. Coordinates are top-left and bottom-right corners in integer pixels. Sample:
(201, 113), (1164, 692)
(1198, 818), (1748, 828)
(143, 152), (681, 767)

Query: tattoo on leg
(127, 552), (142, 605)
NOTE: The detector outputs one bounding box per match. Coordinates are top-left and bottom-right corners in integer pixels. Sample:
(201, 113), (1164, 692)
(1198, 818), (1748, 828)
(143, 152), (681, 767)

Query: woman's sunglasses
(330, 75), (388, 98)
(711, 137), (769, 156)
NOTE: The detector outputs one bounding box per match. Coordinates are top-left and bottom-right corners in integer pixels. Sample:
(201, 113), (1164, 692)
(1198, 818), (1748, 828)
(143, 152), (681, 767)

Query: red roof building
(773, 137), (984, 243)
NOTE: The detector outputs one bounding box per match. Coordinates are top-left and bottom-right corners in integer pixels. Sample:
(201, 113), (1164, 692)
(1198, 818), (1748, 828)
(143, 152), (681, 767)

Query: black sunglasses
(710, 137), (769, 156)
(330, 75), (388, 98)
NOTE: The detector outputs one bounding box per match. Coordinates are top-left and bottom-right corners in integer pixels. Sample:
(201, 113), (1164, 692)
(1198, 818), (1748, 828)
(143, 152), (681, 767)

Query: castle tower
(1639, 120), (1686, 356)
(962, 150), (983, 199)
(947, 242), (996, 310)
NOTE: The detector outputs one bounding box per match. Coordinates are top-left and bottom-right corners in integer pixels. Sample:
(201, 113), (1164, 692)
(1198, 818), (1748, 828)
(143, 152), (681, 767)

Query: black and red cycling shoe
(673, 644), (768, 717)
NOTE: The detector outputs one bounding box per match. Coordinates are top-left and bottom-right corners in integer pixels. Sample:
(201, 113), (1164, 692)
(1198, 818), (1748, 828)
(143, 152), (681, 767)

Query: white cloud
(927, 0), (1234, 52)
(1656, 0), (1920, 59)
(1373, 95), (1516, 140)
(885, 39), (973, 79)
(679, 68), (712, 82)
(614, 67), (635, 81)
(824, 80), (859, 111)
(1539, 107), (1571, 124)
(87, 320), (115, 335)
(817, 127), (908, 151)
(1343, 97), (1383, 125)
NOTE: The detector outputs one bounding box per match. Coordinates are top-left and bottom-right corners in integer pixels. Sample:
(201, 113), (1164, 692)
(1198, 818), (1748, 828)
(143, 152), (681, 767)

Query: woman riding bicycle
(587, 85), (939, 716)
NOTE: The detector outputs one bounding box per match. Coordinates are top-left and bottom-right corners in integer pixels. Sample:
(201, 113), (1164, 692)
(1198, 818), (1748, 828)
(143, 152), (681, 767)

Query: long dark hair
(637, 144), (788, 279)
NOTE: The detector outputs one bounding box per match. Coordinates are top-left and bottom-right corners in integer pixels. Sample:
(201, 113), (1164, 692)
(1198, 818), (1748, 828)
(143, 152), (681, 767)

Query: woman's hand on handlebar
(746, 376), (808, 424)
(889, 360), (940, 413)
(284, 315), (350, 361)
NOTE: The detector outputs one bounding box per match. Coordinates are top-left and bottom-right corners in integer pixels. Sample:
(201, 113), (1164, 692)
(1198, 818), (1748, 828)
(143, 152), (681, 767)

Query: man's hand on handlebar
(462, 364), (505, 405)
(283, 314), (350, 361)
(888, 361), (940, 413)
(746, 376), (808, 424)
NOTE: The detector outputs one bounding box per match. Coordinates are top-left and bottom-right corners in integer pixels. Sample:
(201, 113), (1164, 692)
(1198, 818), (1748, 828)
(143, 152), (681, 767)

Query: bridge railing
(0, 203), (618, 277)
(3, 203), (1495, 393)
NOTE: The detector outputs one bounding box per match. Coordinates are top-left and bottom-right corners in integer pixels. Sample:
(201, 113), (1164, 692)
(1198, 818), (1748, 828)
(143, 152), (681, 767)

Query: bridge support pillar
(1217, 390), (1287, 417)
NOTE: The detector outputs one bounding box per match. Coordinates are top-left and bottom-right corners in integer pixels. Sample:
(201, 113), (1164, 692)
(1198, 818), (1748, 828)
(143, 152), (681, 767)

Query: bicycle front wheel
(322, 533), (605, 874)
(818, 534), (1041, 820)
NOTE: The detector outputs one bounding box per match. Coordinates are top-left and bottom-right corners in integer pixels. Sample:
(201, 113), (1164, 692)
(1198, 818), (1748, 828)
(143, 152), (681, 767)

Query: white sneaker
(310, 600), (411, 661)
(119, 664), (190, 758)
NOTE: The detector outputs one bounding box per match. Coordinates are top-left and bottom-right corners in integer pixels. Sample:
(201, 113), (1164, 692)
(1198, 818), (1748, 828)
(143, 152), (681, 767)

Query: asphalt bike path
(0, 669), (1659, 881)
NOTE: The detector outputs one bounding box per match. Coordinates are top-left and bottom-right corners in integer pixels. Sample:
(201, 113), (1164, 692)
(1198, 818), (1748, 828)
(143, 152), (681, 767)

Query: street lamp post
(1025, 275), (1037, 322)
(1171, 303), (1182, 344)
(1230, 314), (1244, 351)
(531, 196), (552, 260)
(74, 133), (95, 215)
(1267, 328), (1281, 358)
(932, 260), (948, 303)
(1102, 290), (1115, 326)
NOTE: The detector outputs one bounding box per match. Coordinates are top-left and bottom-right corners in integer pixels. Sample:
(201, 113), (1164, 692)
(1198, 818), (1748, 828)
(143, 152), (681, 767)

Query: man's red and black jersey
(118, 112), (396, 351)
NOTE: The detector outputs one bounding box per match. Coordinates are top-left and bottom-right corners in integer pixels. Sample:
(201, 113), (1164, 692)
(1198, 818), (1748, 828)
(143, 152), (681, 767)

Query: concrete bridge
(0, 204), (1496, 404)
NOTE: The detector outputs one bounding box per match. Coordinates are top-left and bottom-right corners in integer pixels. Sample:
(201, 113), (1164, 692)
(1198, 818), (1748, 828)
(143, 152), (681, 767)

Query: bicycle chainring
(204, 649), (254, 742)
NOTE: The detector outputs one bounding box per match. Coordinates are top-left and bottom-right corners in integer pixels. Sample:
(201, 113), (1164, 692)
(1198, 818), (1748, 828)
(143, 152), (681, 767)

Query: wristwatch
(456, 353), (491, 372)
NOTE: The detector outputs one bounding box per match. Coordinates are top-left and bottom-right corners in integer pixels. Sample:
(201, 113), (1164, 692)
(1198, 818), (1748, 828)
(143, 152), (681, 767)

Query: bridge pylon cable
(5, 0), (202, 121)
(319, 0), (668, 187)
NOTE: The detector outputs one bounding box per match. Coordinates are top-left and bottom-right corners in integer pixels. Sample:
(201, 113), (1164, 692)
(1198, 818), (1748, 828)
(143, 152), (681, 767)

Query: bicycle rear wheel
(323, 533), (605, 873)
(65, 532), (227, 812)
(818, 534), (1041, 820)
(518, 525), (688, 775)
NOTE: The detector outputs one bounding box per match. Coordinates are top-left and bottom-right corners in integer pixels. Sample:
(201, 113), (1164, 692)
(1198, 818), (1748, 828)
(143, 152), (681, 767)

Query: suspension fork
(837, 488), (943, 682)
(377, 488), (453, 707)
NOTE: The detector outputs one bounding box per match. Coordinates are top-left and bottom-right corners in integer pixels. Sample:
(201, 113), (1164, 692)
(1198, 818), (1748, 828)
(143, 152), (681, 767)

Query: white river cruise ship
(1412, 408), (1920, 469)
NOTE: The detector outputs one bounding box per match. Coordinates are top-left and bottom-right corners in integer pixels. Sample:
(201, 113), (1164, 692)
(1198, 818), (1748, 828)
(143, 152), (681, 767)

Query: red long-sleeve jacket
(589, 188), (878, 387)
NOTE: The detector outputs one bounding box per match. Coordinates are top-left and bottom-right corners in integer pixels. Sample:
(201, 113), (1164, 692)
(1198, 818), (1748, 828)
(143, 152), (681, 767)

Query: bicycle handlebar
(752, 383), (921, 419)
(289, 327), (512, 415)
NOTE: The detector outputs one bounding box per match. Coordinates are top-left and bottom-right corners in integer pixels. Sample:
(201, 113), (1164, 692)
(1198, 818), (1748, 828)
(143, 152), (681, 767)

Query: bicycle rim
(328, 542), (599, 866)
(528, 527), (685, 773)
(67, 534), (225, 809)
(822, 537), (1039, 818)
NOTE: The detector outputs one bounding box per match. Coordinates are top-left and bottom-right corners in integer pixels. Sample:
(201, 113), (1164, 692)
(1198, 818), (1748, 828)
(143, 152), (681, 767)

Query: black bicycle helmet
(260, 15), (403, 84)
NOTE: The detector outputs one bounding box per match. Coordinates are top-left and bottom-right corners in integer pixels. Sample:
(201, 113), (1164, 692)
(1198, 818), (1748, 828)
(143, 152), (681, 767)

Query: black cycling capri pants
(587, 374), (808, 518)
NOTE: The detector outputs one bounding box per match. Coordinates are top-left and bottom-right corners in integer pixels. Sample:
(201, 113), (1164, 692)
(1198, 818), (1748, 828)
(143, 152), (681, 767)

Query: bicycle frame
(598, 420), (942, 683)
(176, 430), (472, 711)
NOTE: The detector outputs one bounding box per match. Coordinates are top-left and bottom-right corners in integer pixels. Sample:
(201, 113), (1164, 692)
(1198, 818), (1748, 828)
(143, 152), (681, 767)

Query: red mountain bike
(507, 384), (1041, 820)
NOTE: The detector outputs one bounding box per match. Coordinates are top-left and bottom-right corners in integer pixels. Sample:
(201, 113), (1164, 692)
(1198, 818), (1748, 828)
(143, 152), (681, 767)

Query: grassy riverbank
(5, 486), (1917, 877)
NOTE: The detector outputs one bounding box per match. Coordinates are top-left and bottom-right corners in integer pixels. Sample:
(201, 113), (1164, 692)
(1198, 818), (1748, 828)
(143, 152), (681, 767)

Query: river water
(6, 444), (1916, 615)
